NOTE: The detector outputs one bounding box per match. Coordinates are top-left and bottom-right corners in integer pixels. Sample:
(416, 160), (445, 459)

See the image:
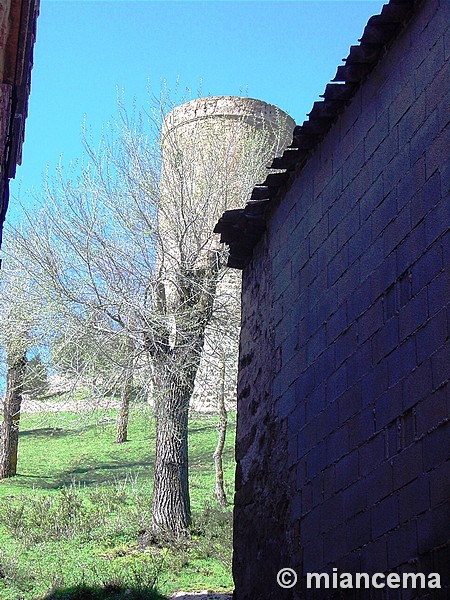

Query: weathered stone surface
(233, 0), (450, 598)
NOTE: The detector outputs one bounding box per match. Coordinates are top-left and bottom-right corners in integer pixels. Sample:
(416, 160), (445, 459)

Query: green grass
(0, 405), (236, 599)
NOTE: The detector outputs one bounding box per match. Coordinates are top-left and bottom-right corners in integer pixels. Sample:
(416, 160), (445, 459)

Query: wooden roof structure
(0, 0), (39, 252)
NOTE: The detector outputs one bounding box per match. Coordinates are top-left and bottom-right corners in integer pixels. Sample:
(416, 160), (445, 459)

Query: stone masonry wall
(234, 0), (450, 598)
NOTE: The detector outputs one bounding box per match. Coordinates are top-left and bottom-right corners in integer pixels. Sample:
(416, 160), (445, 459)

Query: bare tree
(0, 351), (27, 479)
(115, 335), (135, 443)
(7, 92), (293, 534)
(213, 350), (228, 507)
(0, 252), (40, 478)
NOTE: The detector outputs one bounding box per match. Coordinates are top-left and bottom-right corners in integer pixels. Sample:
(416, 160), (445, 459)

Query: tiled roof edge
(214, 0), (421, 269)
(0, 0), (40, 255)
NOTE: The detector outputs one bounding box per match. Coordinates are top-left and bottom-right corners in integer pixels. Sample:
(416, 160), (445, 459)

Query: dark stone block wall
(233, 0), (450, 598)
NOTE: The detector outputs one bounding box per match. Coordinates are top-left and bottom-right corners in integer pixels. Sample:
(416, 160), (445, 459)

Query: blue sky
(9, 0), (386, 218)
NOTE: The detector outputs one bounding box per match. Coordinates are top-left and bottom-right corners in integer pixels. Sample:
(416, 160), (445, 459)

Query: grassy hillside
(0, 405), (235, 599)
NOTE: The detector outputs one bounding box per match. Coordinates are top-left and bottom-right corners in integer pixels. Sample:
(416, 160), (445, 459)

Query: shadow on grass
(188, 447), (235, 468)
(11, 458), (155, 490)
(19, 427), (81, 438)
(188, 425), (217, 434)
(188, 421), (236, 435)
(44, 584), (167, 600)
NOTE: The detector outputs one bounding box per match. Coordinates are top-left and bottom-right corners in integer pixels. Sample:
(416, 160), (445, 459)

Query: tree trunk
(0, 354), (27, 479)
(148, 365), (192, 537)
(213, 352), (228, 507)
(141, 262), (220, 540)
(115, 382), (132, 443)
(116, 341), (134, 443)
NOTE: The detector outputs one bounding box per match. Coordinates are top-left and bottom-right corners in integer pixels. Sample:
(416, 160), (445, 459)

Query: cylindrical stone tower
(158, 96), (294, 411)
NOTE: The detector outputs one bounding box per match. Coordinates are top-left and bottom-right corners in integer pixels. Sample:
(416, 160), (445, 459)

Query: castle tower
(158, 96), (294, 411)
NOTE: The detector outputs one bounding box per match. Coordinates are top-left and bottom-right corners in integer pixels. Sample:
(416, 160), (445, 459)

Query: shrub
(0, 479), (152, 545)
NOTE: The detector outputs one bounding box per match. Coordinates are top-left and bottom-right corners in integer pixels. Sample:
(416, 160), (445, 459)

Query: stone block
(358, 432), (385, 476)
(358, 299), (383, 343)
(424, 192), (449, 249)
(320, 168), (343, 212)
(375, 383), (403, 429)
(337, 383), (362, 426)
(372, 494), (399, 537)
(313, 345), (336, 385)
(337, 263), (362, 308)
(410, 109), (441, 168)
(417, 503), (450, 555)
(383, 145), (410, 198)
(305, 325), (327, 365)
(401, 359), (433, 411)
(295, 366), (318, 400)
(360, 537), (388, 574)
(365, 109), (389, 159)
(422, 421), (450, 472)
(387, 337), (416, 387)
(342, 476), (368, 519)
(415, 35), (445, 99)
(392, 441), (424, 488)
(416, 308), (447, 364)
(372, 189), (397, 240)
(335, 450), (359, 491)
(429, 458), (450, 507)
(346, 339), (372, 386)
(305, 383), (327, 425)
(364, 461), (394, 504)
(383, 204), (411, 255)
(348, 219), (372, 266)
(386, 520), (418, 569)
(337, 205), (360, 248)
(431, 340), (449, 390)
(399, 288), (428, 341)
(398, 475), (430, 523)
(347, 277), (373, 321)
(342, 139), (365, 184)
(396, 222), (426, 275)
(360, 174), (384, 223)
(321, 493), (344, 534)
(309, 215), (329, 257)
(398, 92), (426, 147)
(306, 439), (327, 480)
(415, 386), (448, 438)
(412, 240), (443, 295)
(344, 510), (371, 553)
(322, 524), (346, 566)
(370, 252), (397, 301)
(326, 363), (348, 404)
(389, 78), (415, 127)
(316, 285), (339, 326)
(326, 421), (350, 464)
(371, 127), (400, 183)
(361, 361), (389, 404)
(347, 408), (375, 447)
(426, 122), (450, 180)
(428, 268), (450, 318)
(290, 237), (309, 274)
